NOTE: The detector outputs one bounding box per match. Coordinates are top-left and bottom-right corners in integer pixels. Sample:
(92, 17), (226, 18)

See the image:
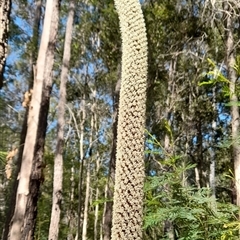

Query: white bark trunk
(48, 1), (75, 239)
(209, 88), (216, 198)
(9, 0), (59, 238)
(0, 0), (11, 88)
(82, 99), (96, 239)
(77, 97), (86, 239)
(82, 162), (90, 240)
(94, 153), (100, 240)
(224, 4), (240, 207)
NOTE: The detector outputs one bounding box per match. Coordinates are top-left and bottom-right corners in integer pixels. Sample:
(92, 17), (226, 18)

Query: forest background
(1, 0), (240, 239)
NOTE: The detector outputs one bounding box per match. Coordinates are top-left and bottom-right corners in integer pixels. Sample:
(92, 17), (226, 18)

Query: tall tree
(48, 0), (75, 239)
(224, 2), (240, 207)
(8, 0), (60, 238)
(103, 72), (120, 240)
(2, 1), (42, 238)
(111, 0), (148, 239)
(0, 0), (11, 89)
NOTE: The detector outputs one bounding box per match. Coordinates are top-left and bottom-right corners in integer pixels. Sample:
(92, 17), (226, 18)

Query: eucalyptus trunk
(82, 159), (90, 240)
(209, 86), (217, 199)
(224, 3), (240, 207)
(77, 96), (86, 240)
(48, 1), (75, 239)
(2, 2), (42, 239)
(0, 0), (11, 89)
(103, 71), (120, 240)
(111, 0), (148, 239)
(8, 0), (60, 238)
(94, 155), (100, 240)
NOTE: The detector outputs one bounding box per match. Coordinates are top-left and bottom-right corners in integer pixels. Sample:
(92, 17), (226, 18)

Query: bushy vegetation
(144, 136), (240, 239)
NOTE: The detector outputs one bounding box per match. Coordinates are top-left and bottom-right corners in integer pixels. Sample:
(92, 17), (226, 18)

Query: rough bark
(8, 0), (60, 239)
(103, 69), (120, 240)
(224, 3), (240, 207)
(2, 1), (42, 239)
(0, 0), (11, 89)
(48, 1), (75, 239)
(111, 0), (148, 239)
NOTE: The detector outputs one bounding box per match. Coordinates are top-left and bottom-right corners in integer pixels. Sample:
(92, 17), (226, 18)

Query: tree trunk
(2, 2), (42, 239)
(92, 99), (100, 240)
(0, 0), (11, 89)
(82, 160), (90, 240)
(77, 96), (86, 240)
(111, 0), (148, 239)
(224, 3), (240, 207)
(48, 1), (75, 239)
(103, 67), (120, 240)
(94, 152), (100, 240)
(2, 0), (41, 238)
(196, 118), (204, 187)
(8, 0), (60, 238)
(82, 95), (97, 239)
(209, 87), (217, 199)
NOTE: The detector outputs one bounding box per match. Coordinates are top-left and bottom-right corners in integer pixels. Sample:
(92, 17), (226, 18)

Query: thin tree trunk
(209, 86), (217, 199)
(82, 161), (90, 240)
(8, 0), (60, 238)
(103, 68), (120, 240)
(93, 108), (99, 240)
(0, 0), (11, 89)
(196, 118), (204, 187)
(224, 3), (240, 207)
(94, 154), (100, 240)
(111, 0), (148, 238)
(195, 167), (201, 189)
(102, 184), (108, 240)
(48, 1), (75, 239)
(82, 97), (96, 239)
(65, 105), (81, 240)
(66, 157), (77, 240)
(162, 58), (176, 240)
(77, 96), (86, 240)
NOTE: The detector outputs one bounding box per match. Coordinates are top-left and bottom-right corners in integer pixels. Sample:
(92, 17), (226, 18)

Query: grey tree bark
(8, 0), (60, 238)
(48, 1), (75, 239)
(77, 95), (86, 240)
(0, 0), (11, 88)
(2, 1), (42, 239)
(103, 68), (120, 240)
(224, 2), (240, 207)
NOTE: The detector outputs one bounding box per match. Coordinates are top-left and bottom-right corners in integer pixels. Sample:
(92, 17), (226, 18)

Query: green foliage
(143, 134), (240, 240)
(0, 151), (7, 163)
(199, 58), (240, 101)
(199, 59), (231, 98)
(233, 55), (240, 78)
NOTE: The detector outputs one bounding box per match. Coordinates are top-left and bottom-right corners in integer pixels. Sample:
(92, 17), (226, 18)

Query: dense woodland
(1, 0), (240, 239)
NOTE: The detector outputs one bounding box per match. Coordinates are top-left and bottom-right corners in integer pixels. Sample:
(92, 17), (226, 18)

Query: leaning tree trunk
(8, 0), (60, 239)
(2, 2), (42, 239)
(111, 0), (148, 239)
(0, 0), (11, 89)
(48, 1), (75, 239)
